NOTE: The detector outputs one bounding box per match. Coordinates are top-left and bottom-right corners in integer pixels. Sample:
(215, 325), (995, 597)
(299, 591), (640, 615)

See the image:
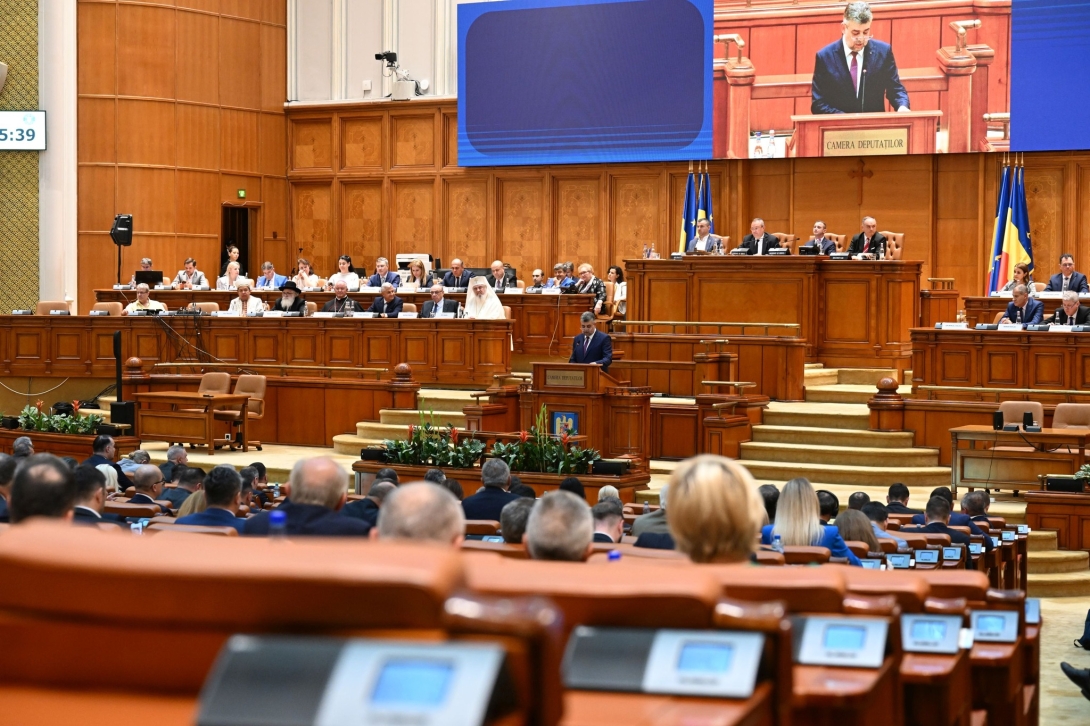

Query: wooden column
(868, 377), (906, 431)
(920, 278), (959, 328)
(967, 44), (995, 152)
(725, 58), (755, 160)
(936, 46), (977, 154)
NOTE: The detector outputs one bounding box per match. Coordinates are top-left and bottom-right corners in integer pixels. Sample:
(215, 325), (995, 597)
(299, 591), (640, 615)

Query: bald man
(373, 482), (465, 547)
(242, 456), (370, 536)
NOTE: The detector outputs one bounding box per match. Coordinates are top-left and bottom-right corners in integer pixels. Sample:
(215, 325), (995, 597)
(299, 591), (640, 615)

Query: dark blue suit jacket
(242, 502), (371, 536)
(1003, 297), (1043, 324)
(461, 486), (520, 522)
(177, 507), (245, 533)
(367, 272), (401, 288)
(812, 39), (909, 114)
(634, 532), (676, 550)
(1045, 272), (1089, 293)
(366, 295), (403, 317)
(0, 496), (8, 523)
(342, 497), (381, 527)
(569, 331), (612, 372)
(442, 271), (472, 288)
(128, 492), (171, 514)
(761, 524), (862, 566)
(911, 512), (993, 551)
(83, 454), (135, 490)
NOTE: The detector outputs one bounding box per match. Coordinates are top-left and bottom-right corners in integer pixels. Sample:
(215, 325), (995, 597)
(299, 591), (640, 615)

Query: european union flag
(679, 170), (697, 253)
(697, 170), (714, 234)
(987, 164), (1013, 293)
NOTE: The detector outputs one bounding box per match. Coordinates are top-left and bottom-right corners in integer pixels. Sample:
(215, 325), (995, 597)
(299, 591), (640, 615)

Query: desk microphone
(860, 68), (867, 111)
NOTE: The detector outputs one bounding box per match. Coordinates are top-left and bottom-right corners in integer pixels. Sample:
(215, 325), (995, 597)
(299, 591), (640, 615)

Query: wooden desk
(789, 111), (941, 157)
(624, 257), (921, 369)
(134, 392), (249, 454)
(94, 288), (591, 357)
(961, 295), (1087, 328)
(950, 425), (1090, 495)
(1024, 490), (1090, 551)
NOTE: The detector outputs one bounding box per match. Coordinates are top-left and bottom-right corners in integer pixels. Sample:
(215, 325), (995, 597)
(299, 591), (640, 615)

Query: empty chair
(1052, 403), (1090, 429)
(146, 523), (238, 536)
(401, 303), (417, 314)
(879, 231), (904, 259)
(998, 400), (1043, 426)
(502, 305), (512, 319)
(771, 232), (797, 254)
(90, 302), (123, 316)
(179, 372), (233, 414)
(213, 374), (266, 451)
(305, 301), (317, 315)
(781, 546), (831, 565)
(464, 520), (500, 536)
(35, 301), (70, 315)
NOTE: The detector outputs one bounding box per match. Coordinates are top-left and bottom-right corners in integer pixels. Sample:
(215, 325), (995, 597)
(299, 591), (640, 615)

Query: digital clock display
(0, 111), (46, 150)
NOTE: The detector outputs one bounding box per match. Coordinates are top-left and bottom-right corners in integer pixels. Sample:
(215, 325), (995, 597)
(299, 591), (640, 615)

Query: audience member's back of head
(204, 466), (242, 508)
(597, 484), (619, 502)
(91, 434), (112, 455)
(773, 477), (824, 547)
(888, 482), (910, 502)
(756, 484), (779, 523)
(816, 489), (839, 521)
(73, 465), (107, 505)
(930, 486), (954, 505)
(368, 480), (397, 503)
(861, 501), (889, 524)
(178, 465), (206, 490)
(480, 458), (510, 489)
(440, 478), (464, 501)
(374, 467), (400, 486)
(558, 476), (585, 500)
(290, 457), (348, 510)
(591, 497), (624, 542)
(510, 483), (536, 499)
(961, 490), (988, 517)
(239, 466), (258, 489)
(423, 468), (446, 485)
(249, 462), (267, 480)
(12, 436), (34, 458)
(500, 497), (535, 544)
(834, 508), (880, 553)
(525, 490), (592, 561)
(377, 483), (464, 545)
(924, 495), (951, 522)
(177, 489), (207, 517)
(10, 454), (78, 523)
(667, 455), (762, 563)
(61, 457), (79, 471)
(0, 453), (17, 489)
(847, 491), (870, 510)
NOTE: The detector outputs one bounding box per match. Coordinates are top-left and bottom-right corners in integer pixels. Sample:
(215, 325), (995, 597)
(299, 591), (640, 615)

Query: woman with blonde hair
(833, 508), (881, 555)
(666, 455), (764, 564)
(177, 489), (207, 517)
(761, 477), (861, 565)
(405, 259), (433, 289)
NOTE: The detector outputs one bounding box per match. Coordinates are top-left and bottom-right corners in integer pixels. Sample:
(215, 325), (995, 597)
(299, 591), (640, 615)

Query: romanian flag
(697, 169), (714, 234)
(679, 169), (697, 253)
(987, 163), (1035, 293)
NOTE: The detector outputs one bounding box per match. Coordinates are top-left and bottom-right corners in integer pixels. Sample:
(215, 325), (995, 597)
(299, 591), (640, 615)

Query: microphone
(860, 67), (867, 111)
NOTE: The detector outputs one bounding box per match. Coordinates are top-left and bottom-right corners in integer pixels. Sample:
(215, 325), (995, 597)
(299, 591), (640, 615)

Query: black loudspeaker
(1045, 476), (1085, 493)
(110, 401), (135, 430)
(1022, 411), (1034, 428)
(96, 423), (122, 437)
(110, 214), (133, 246)
(1, 416), (19, 430)
(592, 459), (630, 476)
(359, 448), (387, 461)
(993, 411), (1004, 430)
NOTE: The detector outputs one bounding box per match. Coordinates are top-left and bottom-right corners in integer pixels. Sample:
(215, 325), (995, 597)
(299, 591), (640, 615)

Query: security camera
(375, 51), (397, 64)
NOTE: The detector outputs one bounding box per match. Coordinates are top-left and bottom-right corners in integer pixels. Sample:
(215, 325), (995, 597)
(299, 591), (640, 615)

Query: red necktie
(863, 236), (871, 253)
(850, 52), (859, 95)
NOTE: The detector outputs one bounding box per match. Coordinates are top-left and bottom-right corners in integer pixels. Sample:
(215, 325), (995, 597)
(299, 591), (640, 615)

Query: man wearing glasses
(811, 2), (909, 114)
(421, 283), (460, 318)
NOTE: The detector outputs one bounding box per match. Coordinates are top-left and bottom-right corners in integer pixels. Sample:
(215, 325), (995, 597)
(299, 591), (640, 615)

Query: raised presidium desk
(624, 256), (921, 370)
(950, 425), (1090, 496)
(133, 391), (250, 455)
(94, 288), (592, 357)
(962, 293), (1090, 328)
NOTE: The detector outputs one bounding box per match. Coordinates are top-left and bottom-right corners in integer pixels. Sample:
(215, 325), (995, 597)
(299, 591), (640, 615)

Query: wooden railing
(152, 362), (388, 380)
(613, 320), (801, 336)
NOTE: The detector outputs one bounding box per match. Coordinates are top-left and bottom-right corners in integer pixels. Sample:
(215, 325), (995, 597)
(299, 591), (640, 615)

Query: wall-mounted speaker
(110, 214), (133, 247)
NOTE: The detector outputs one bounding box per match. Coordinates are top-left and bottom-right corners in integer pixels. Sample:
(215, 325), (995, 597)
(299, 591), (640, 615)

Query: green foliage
(487, 406), (600, 475)
(1077, 463), (1090, 479)
(16, 403), (102, 435)
(381, 411), (486, 468)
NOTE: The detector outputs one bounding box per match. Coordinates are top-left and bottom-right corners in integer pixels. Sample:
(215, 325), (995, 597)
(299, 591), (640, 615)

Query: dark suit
(342, 497), (381, 527)
(158, 487), (196, 510)
(72, 506), (124, 528)
(367, 272), (401, 288)
(593, 532), (616, 544)
(489, 271), (517, 292)
(421, 299), (459, 318)
(738, 233), (780, 256)
(83, 454), (134, 490)
(848, 231), (888, 257)
(0, 496), (9, 523)
(1047, 305), (1090, 325)
(243, 502), (371, 536)
(885, 500), (921, 515)
(366, 295), (403, 318)
(811, 237), (837, 255)
(630, 508), (669, 537)
(176, 507), (245, 533)
(902, 522), (976, 567)
(811, 38), (909, 114)
(634, 532), (676, 550)
(270, 296), (307, 313)
(569, 331), (612, 372)
(1045, 272), (1090, 293)
(687, 235), (724, 254)
(911, 511), (988, 538)
(442, 270), (472, 288)
(321, 296), (362, 314)
(128, 492), (171, 514)
(1003, 297), (1044, 325)
(461, 486), (520, 522)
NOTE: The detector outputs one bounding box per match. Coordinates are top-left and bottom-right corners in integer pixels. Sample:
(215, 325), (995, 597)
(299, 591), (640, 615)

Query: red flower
(35, 400), (44, 412)
(407, 424), (415, 439)
(450, 427), (459, 444)
(71, 400), (80, 413)
(561, 432), (570, 446)
(519, 430), (529, 443)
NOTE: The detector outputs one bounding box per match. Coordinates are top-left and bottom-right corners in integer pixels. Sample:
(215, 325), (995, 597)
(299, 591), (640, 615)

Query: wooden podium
(788, 111), (941, 157)
(520, 363), (652, 468)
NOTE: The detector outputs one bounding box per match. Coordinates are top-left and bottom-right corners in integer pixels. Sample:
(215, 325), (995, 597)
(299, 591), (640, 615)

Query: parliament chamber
(1, 0), (1089, 724)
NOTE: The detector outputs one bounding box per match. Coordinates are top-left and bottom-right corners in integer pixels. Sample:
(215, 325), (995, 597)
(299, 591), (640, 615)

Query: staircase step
(353, 422), (413, 442)
(1027, 530), (1058, 551)
(804, 368), (840, 387)
(1027, 550), (1089, 574)
(804, 363), (825, 370)
(379, 409), (468, 427)
(836, 368), (898, 386)
(752, 425), (916, 449)
(740, 442), (939, 468)
(333, 433), (381, 456)
(805, 384), (909, 405)
(416, 389), (480, 412)
(1027, 571), (1090, 598)
(738, 460), (951, 489)
(763, 402), (870, 431)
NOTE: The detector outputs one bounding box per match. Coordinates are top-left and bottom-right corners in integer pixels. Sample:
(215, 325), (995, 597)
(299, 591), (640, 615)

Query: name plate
(399, 312), (419, 318)
(502, 287), (524, 294)
(312, 312), (336, 318)
(545, 369), (586, 388)
(997, 323), (1023, 331)
(824, 127), (908, 156)
(796, 616), (888, 668)
(264, 311), (284, 317)
(359, 286), (382, 293)
(971, 610), (1018, 643)
(541, 287), (562, 295)
(915, 549), (939, 564)
(938, 322), (968, 330)
(1050, 324), (1074, 332)
(901, 614), (963, 654)
(113, 284), (132, 290)
(353, 312), (375, 318)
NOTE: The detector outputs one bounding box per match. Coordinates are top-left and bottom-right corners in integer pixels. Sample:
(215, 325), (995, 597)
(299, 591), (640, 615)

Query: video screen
(976, 615), (1006, 637)
(677, 642), (734, 672)
(824, 625), (866, 650)
(911, 620), (947, 643)
(370, 660), (454, 707)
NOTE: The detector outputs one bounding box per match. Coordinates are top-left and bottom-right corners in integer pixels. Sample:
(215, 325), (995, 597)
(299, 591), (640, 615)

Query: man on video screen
(811, 2), (909, 114)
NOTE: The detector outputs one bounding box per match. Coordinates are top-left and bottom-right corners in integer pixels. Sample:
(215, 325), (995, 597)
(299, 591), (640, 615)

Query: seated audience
(228, 283), (267, 315)
(816, 489), (840, 523)
(524, 491), (593, 561)
(255, 261), (288, 289)
(631, 483), (669, 536)
(83, 435), (134, 491)
(607, 266), (626, 316)
(1046, 290), (1090, 325)
(1045, 253), (1089, 293)
(461, 458), (519, 521)
(885, 482), (920, 514)
(569, 311), (612, 370)
(128, 464), (171, 514)
(761, 477), (862, 566)
(463, 277), (505, 319)
(367, 257), (401, 288)
(500, 497), (535, 544)
(159, 465), (204, 509)
(422, 468), (446, 485)
(122, 283), (166, 315)
(510, 484), (537, 499)
(172, 257), (207, 289)
(833, 509), (881, 554)
(597, 484), (619, 502)
(667, 455), (763, 563)
(405, 259), (432, 289)
(422, 283), (459, 318)
(270, 281), (307, 314)
(216, 261), (251, 290)
(848, 491), (870, 510)
(61, 457), (79, 470)
(1001, 284), (1043, 324)
(911, 486), (991, 547)
(9, 454), (78, 523)
(175, 466), (245, 533)
(441, 478), (464, 501)
(326, 255), (360, 291)
(118, 449), (151, 475)
(129, 256), (154, 286)
(95, 464), (118, 494)
(573, 264), (607, 313)
(244, 457), (370, 536)
(489, 260), (516, 292)
(71, 465), (125, 528)
(322, 280), (363, 313)
(861, 501), (908, 550)
(177, 489), (207, 517)
(292, 258), (321, 289)
(0, 453), (16, 522)
(12, 436), (33, 460)
(159, 445), (188, 483)
(757, 483), (779, 524)
(902, 496), (974, 554)
(558, 476), (585, 500)
(366, 283), (403, 318)
(527, 269), (546, 291)
(961, 490), (992, 527)
(374, 483), (464, 546)
(342, 480), (397, 527)
(372, 468), (400, 486)
(1000, 261), (1033, 293)
(591, 498), (624, 544)
(688, 217), (723, 254)
(545, 263), (570, 289)
(442, 258), (471, 289)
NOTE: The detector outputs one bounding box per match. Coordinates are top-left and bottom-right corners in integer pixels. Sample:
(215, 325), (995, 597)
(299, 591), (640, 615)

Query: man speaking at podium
(811, 2), (910, 115)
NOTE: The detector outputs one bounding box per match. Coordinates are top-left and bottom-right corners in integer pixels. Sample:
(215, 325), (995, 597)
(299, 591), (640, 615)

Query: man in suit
(1047, 291), (1090, 325)
(1001, 285), (1043, 325)
(817, 490), (840, 524)
(524, 490), (594, 561)
(175, 466), (246, 532)
(254, 261), (288, 290)
(8, 454), (77, 523)
(83, 435), (135, 491)
(71, 465), (125, 528)
(462, 458), (520, 522)
(322, 280), (363, 314)
(366, 257), (401, 288)
(861, 501), (909, 550)
(342, 480), (396, 527)
(442, 258), (472, 289)
(811, 2), (909, 115)
(631, 483), (670, 536)
(688, 218), (724, 254)
(158, 465), (204, 509)
(809, 221), (837, 254)
(500, 497), (535, 545)
(270, 281), (307, 313)
(421, 283), (460, 318)
(373, 483), (465, 546)
(738, 218), (781, 256)
(573, 264), (608, 314)
(909, 486), (991, 547)
(634, 531), (676, 550)
(1045, 254), (1090, 293)
(0, 453), (15, 523)
(958, 490), (996, 553)
(901, 496), (975, 566)
(569, 312), (613, 371)
(592, 498), (624, 544)
(847, 216), (887, 257)
(366, 283), (403, 318)
(488, 260), (517, 292)
(172, 257), (208, 290)
(885, 482), (921, 515)
(244, 457), (371, 536)
(158, 445), (187, 486)
(128, 464), (171, 514)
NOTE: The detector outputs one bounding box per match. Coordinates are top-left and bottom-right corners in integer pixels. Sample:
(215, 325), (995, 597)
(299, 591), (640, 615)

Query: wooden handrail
(918, 385), (1090, 400)
(152, 362), (388, 378)
(703, 381), (757, 390)
(615, 320), (800, 336)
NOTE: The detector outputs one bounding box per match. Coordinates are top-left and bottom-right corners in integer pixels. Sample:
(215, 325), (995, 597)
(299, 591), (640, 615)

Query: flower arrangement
(383, 414), (487, 469)
(16, 400), (103, 435)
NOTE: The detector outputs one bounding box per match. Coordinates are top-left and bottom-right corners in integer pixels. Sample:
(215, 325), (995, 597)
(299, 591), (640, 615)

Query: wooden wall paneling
(117, 101), (176, 167)
(176, 9), (219, 105)
(219, 17), (262, 111)
(176, 171), (221, 237)
(221, 110), (261, 173)
(341, 181), (384, 272)
(497, 176), (546, 276)
(260, 23), (287, 112)
(747, 159), (793, 235)
(390, 111), (438, 170)
(861, 155), (934, 279)
(611, 174), (663, 269)
(933, 154), (983, 295)
(117, 167), (176, 233)
(77, 98), (116, 164)
(77, 1), (116, 96)
(221, 174), (262, 205)
(259, 112), (288, 177)
(177, 103), (221, 171)
(792, 157), (861, 239)
(291, 117), (334, 171)
(554, 175), (605, 277)
(77, 166), (116, 235)
(1023, 162), (1067, 273)
(292, 182), (334, 273)
(748, 24), (797, 133)
(116, 3), (176, 100)
(341, 114), (384, 171)
(442, 110), (458, 168)
(443, 177), (489, 269)
(390, 179), (437, 254)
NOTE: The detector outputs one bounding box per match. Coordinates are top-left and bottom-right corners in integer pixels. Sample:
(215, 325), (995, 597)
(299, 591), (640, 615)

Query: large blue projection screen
(458, 0), (713, 166)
